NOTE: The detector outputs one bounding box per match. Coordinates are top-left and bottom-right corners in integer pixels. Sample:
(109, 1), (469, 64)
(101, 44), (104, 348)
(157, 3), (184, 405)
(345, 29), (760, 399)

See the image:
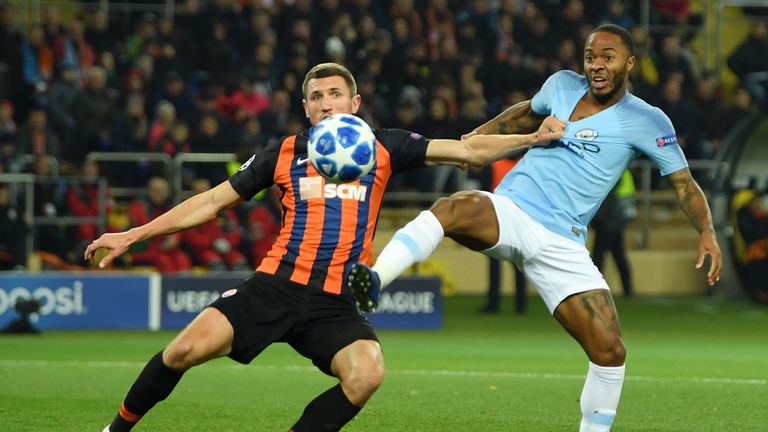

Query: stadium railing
(172, 152), (237, 203)
(86, 152), (173, 200)
(0, 172), (108, 268)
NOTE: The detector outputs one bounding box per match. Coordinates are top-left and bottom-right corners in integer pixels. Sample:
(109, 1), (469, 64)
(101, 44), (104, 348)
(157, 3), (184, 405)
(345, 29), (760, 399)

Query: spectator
(241, 41), (277, 95)
(174, 0), (205, 71)
(0, 99), (16, 140)
(736, 192), (768, 302)
(727, 20), (768, 106)
(84, 10), (116, 56)
(656, 34), (697, 94)
(235, 115), (270, 156)
(47, 65), (79, 147)
(182, 178), (250, 271)
(243, 197), (281, 269)
(52, 19), (95, 82)
(558, 0), (592, 47)
(723, 87), (759, 129)
(215, 74), (271, 124)
(42, 5), (64, 48)
(189, 113), (231, 184)
(652, 0), (691, 25)
(112, 95), (149, 152)
(157, 120), (191, 157)
(0, 182), (29, 269)
(70, 66), (116, 160)
(150, 71), (195, 121)
(22, 26), (54, 86)
(259, 88), (292, 137)
(127, 177), (191, 272)
(67, 160), (109, 244)
(98, 50), (121, 96)
(591, 170), (637, 298)
(601, 0), (635, 30)
(0, 4), (26, 117)
(655, 78), (693, 155)
(691, 71), (725, 159)
(17, 107), (61, 159)
(356, 72), (391, 127)
(480, 157), (528, 314)
(148, 100), (176, 151)
(0, 135), (16, 170)
(30, 155), (70, 260)
(202, 21), (238, 88)
(190, 113), (230, 153)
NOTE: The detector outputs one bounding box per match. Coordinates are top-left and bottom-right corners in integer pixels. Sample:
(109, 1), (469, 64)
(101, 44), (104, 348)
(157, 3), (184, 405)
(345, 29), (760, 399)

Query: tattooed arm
(667, 168), (723, 286)
(470, 100), (548, 136)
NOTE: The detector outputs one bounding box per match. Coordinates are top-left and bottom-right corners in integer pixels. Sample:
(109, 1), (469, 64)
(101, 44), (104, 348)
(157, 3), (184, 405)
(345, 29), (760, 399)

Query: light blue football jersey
(495, 70), (688, 244)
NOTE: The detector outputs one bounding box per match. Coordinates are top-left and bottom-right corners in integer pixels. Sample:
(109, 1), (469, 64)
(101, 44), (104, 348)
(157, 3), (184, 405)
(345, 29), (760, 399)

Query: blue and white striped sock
(372, 210), (444, 288)
(579, 362), (625, 431)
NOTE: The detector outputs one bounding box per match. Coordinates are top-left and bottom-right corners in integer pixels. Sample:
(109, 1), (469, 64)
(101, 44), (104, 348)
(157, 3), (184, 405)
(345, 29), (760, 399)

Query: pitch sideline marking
(0, 359), (765, 386)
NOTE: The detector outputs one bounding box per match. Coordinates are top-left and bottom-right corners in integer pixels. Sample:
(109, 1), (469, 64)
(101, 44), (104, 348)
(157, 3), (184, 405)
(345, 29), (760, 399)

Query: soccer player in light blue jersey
(348, 24), (723, 431)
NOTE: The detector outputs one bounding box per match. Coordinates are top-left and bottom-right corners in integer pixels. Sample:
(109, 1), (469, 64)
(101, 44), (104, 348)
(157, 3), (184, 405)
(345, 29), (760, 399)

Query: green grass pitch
(1, 295), (767, 431)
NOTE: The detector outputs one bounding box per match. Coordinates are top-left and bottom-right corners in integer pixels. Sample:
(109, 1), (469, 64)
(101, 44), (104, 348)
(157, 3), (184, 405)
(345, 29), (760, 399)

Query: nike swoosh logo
(296, 157), (309, 165)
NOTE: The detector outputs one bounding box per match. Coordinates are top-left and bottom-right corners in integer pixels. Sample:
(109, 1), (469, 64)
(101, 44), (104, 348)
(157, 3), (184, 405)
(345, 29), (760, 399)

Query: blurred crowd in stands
(0, 0), (766, 272)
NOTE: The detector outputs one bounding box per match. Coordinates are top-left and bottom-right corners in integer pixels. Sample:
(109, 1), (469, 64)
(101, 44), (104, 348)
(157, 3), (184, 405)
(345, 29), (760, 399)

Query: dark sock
(290, 384), (362, 432)
(108, 351), (185, 432)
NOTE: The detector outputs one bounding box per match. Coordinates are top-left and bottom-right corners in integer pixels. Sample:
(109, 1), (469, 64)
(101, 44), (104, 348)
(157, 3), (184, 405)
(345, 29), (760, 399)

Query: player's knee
(430, 191), (482, 234)
(343, 360), (384, 405)
(163, 337), (203, 370)
(590, 339), (626, 366)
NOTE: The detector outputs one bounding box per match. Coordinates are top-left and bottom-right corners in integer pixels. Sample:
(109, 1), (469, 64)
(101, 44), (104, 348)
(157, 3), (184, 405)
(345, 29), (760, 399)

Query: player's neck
(587, 87), (627, 109)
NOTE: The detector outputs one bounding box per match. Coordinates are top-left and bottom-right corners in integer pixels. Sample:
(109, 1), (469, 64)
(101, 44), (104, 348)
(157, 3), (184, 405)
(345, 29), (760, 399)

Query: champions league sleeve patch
(655, 136), (678, 147)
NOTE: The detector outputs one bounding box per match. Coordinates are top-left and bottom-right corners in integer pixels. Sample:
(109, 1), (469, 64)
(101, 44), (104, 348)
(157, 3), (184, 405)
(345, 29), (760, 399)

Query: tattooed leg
(554, 289), (625, 366)
(555, 289), (626, 431)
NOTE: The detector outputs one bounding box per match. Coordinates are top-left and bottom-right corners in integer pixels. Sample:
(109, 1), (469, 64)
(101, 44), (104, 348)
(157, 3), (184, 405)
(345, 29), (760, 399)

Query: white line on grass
(0, 359), (764, 386)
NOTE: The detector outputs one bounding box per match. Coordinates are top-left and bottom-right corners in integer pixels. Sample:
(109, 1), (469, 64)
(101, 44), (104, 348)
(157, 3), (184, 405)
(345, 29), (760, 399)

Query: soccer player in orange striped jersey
(87, 62), (564, 432)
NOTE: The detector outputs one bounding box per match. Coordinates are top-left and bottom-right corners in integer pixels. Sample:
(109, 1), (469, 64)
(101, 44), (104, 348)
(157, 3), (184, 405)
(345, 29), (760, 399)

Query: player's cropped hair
(590, 24), (635, 56)
(302, 62), (357, 98)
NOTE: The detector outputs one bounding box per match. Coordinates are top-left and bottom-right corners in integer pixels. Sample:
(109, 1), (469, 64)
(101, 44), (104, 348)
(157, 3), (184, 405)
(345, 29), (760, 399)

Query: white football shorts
(479, 191), (609, 314)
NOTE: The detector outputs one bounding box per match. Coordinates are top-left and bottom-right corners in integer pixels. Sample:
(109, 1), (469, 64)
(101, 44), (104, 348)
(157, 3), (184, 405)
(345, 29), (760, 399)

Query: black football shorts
(209, 272), (379, 376)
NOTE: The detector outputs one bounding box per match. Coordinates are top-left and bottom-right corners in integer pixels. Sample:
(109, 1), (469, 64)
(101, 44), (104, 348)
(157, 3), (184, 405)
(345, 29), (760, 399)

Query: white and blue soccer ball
(308, 113), (376, 183)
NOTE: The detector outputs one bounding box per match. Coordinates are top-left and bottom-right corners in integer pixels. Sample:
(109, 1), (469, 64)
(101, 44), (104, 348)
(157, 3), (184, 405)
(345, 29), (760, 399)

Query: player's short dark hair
(302, 63), (357, 98)
(590, 24), (635, 56)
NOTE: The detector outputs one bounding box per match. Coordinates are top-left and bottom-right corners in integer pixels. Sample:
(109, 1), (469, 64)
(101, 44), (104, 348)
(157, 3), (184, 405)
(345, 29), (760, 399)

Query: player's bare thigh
(430, 190), (499, 251)
(553, 289), (626, 366)
(330, 339), (384, 405)
(163, 307), (235, 370)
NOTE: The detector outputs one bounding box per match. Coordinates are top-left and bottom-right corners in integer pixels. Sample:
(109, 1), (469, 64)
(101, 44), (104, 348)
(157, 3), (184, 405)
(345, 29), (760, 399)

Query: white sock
(579, 362), (625, 432)
(372, 210), (444, 288)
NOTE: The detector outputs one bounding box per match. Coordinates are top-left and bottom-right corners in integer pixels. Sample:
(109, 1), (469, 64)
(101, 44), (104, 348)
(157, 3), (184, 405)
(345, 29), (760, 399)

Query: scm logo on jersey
(299, 176), (368, 202)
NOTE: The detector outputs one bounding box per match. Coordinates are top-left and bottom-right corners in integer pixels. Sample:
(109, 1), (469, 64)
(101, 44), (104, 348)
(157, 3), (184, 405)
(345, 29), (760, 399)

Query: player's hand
(461, 130), (478, 140)
(534, 116), (566, 145)
(84, 231), (134, 269)
(696, 231), (722, 286)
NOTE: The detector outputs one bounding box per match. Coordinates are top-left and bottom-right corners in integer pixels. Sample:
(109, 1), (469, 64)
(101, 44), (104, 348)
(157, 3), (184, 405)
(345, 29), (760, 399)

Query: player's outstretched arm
(425, 116), (565, 167)
(471, 100), (548, 136)
(667, 168), (723, 286)
(84, 180), (243, 268)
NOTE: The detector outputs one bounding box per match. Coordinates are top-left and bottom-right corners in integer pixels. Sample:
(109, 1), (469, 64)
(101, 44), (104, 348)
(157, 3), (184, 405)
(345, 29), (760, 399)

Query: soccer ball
(308, 113), (376, 183)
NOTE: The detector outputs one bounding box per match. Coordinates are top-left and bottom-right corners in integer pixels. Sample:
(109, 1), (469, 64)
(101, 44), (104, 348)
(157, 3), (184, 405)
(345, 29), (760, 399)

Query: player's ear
(626, 55), (636, 73)
(302, 98), (309, 118)
(351, 94), (362, 114)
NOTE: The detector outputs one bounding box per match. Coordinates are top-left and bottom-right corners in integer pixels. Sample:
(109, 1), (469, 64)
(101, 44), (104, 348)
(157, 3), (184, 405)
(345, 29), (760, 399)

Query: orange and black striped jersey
(229, 129), (429, 294)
